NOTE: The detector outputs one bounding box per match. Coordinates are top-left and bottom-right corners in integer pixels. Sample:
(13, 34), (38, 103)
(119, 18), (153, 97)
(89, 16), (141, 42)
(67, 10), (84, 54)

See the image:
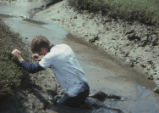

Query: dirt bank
(0, 20), (57, 113)
(1, 1), (159, 113)
(34, 0), (159, 91)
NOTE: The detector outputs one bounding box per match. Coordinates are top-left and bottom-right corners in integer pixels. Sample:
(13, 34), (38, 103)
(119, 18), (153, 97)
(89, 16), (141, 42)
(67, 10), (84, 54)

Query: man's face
(39, 48), (48, 56)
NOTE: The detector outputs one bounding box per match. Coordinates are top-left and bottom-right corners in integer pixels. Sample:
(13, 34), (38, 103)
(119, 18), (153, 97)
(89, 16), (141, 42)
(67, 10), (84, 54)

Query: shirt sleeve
(39, 56), (52, 69)
(21, 61), (44, 73)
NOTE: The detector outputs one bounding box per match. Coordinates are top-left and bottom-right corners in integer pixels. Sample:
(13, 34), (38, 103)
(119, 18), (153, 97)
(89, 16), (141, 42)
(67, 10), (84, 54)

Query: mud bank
(34, 0), (159, 90)
(1, 14), (159, 113)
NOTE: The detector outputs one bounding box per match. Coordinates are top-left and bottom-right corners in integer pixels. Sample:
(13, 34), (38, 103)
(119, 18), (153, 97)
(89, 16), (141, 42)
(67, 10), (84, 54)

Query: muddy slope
(1, 0), (159, 113)
(34, 0), (159, 90)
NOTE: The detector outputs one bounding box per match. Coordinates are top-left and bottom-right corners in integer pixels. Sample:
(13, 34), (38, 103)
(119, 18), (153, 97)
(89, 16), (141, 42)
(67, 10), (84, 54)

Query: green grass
(69, 0), (159, 25)
(0, 20), (30, 98)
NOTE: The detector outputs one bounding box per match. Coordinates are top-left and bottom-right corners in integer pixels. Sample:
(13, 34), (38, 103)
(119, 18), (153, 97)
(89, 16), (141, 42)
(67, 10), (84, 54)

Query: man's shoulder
(53, 44), (72, 52)
(55, 43), (70, 48)
(45, 44), (72, 58)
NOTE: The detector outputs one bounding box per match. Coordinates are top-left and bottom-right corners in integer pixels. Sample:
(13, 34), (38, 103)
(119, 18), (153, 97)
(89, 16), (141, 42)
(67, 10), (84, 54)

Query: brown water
(1, 1), (159, 113)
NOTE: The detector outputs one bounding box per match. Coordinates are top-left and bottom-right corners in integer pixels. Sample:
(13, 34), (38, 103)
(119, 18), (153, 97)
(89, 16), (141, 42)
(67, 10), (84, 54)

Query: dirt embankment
(33, 0), (159, 91)
(1, 0), (159, 113)
(0, 20), (58, 113)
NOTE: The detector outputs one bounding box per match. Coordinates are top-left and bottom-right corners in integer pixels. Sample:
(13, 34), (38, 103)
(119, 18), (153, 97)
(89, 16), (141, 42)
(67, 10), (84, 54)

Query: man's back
(39, 44), (88, 97)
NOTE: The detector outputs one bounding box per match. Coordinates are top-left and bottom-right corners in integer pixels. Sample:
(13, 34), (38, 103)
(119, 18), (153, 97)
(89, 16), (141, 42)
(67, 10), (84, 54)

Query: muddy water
(1, 1), (159, 113)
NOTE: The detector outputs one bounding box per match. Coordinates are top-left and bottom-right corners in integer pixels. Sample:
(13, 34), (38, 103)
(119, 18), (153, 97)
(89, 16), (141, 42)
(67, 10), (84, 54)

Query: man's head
(31, 35), (50, 55)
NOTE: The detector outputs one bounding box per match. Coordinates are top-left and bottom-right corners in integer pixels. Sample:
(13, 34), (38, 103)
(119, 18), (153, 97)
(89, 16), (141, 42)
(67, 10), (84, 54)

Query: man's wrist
(17, 54), (24, 63)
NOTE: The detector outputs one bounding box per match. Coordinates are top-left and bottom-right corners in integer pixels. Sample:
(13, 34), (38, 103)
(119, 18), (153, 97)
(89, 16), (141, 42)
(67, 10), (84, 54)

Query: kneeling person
(11, 35), (90, 107)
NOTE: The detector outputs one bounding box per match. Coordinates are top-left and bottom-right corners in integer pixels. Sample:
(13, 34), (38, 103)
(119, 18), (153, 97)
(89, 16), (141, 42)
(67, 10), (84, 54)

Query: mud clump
(125, 28), (159, 47)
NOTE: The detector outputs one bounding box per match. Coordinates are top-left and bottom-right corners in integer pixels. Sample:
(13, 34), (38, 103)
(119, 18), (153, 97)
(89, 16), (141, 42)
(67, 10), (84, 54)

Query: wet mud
(0, 1), (159, 113)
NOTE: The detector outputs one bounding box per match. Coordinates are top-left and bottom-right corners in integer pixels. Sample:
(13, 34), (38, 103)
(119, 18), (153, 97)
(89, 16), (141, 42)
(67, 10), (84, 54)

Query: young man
(11, 35), (90, 107)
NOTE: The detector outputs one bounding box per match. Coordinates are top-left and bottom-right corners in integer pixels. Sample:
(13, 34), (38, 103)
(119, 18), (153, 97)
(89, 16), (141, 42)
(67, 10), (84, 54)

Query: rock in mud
(90, 91), (108, 101)
(89, 35), (99, 43)
(127, 33), (141, 41)
(147, 75), (154, 80)
(153, 87), (159, 94)
(125, 29), (135, 35)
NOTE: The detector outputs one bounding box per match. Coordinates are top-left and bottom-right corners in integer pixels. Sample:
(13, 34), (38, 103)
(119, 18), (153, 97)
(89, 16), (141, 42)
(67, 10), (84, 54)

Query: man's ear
(41, 48), (44, 52)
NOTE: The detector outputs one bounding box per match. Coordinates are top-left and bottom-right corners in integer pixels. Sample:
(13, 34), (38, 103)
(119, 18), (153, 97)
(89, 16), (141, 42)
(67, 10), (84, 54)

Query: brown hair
(31, 35), (50, 53)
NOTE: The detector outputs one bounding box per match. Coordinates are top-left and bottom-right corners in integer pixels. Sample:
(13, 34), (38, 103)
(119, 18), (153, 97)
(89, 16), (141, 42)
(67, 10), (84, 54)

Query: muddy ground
(0, 18), (128, 113)
(33, 0), (159, 91)
(1, 0), (159, 113)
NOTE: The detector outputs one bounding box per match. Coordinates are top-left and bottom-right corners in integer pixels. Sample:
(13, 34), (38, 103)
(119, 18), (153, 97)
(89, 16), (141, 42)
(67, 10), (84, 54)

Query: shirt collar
(49, 44), (54, 52)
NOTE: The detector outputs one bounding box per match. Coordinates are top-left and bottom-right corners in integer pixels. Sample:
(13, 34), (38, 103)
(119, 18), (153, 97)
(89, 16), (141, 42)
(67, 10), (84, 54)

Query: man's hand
(11, 49), (24, 63)
(32, 53), (41, 61)
(11, 49), (21, 57)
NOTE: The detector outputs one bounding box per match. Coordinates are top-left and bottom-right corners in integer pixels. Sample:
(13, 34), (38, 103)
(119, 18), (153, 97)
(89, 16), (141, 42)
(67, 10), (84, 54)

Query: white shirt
(39, 44), (88, 97)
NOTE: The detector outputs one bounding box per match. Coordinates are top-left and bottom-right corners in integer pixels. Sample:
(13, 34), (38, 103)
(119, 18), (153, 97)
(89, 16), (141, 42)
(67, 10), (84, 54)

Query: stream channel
(0, 1), (159, 113)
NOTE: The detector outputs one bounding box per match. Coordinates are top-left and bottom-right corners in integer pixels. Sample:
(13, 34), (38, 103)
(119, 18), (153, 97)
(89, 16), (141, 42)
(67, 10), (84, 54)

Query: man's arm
(11, 49), (44, 73)
(21, 61), (44, 73)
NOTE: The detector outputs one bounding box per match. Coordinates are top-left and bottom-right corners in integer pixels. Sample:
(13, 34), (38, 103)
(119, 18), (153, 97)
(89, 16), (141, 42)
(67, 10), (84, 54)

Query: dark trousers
(58, 83), (90, 107)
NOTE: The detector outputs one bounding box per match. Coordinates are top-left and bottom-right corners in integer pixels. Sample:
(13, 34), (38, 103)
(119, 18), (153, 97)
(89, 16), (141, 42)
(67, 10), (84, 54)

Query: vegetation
(69, 0), (159, 26)
(0, 20), (30, 98)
